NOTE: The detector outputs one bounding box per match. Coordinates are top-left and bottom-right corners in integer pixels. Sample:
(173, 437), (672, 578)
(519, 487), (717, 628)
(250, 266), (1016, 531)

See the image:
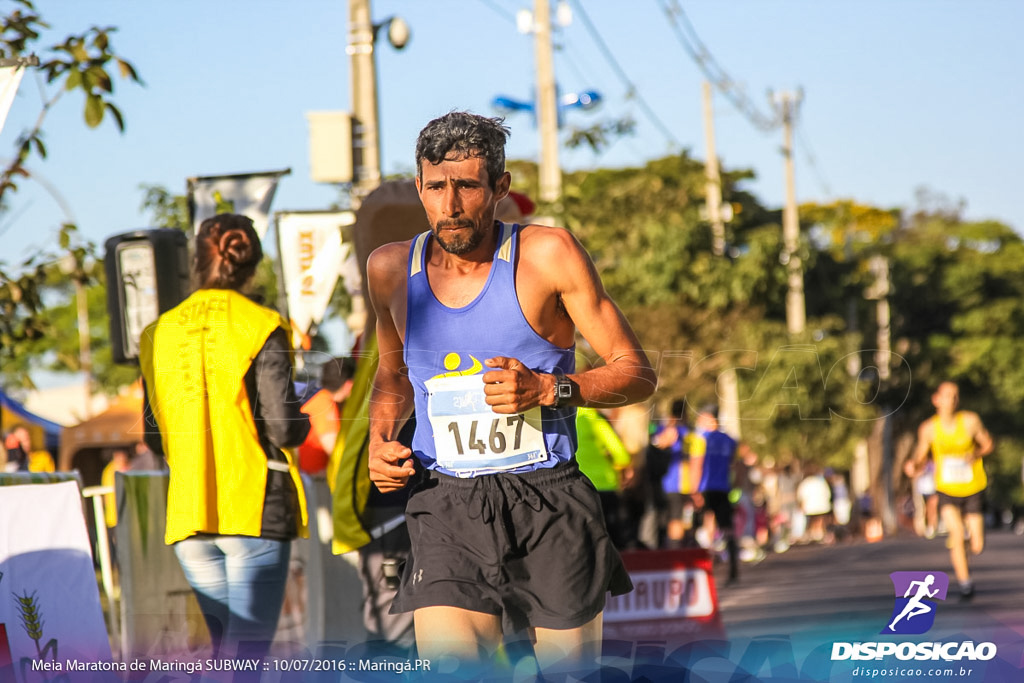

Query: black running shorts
(390, 460), (633, 633)
(701, 490), (735, 533)
(937, 490), (984, 515)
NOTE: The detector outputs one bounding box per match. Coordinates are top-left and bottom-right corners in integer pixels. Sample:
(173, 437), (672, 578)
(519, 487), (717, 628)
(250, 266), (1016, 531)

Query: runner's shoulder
(367, 240), (413, 284)
(518, 224), (585, 262)
(959, 410), (985, 430)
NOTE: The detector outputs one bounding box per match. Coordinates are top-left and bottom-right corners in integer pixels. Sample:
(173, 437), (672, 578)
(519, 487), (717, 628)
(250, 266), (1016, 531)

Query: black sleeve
(250, 327), (311, 449)
(141, 380), (164, 455)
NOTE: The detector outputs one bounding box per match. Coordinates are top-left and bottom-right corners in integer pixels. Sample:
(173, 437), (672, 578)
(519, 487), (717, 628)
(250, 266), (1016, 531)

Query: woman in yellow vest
(904, 381), (993, 600)
(101, 447), (130, 528)
(139, 214), (311, 660)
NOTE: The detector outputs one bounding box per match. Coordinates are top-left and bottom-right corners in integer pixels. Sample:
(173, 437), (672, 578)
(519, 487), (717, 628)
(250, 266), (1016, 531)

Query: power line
(796, 125), (833, 198)
(555, 40), (595, 89)
(657, 0), (779, 132)
(779, 93), (834, 199)
(567, 0), (681, 148)
(477, 0), (518, 25)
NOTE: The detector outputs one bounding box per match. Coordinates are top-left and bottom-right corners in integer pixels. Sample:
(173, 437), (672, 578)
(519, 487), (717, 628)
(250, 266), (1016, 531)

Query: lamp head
(385, 16), (410, 50)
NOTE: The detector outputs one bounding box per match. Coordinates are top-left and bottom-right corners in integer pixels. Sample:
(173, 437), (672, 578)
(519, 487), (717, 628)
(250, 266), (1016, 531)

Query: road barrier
(604, 548), (726, 643)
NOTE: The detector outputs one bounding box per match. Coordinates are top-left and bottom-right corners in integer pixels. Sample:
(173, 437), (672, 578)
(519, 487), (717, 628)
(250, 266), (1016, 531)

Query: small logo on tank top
(431, 352), (483, 379)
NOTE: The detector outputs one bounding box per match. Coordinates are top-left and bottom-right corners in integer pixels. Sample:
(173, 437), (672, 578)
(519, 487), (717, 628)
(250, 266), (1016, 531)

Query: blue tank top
(404, 222), (576, 476)
(658, 425), (692, 494)
(697, 429), (737, 493)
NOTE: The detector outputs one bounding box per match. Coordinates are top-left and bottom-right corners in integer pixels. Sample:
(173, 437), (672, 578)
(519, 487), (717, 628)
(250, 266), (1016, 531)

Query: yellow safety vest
(931, 413), (986, 497)
(139, 289), (308, 544)
(101, 460), (122, 528)
(329, 334), (379, 554)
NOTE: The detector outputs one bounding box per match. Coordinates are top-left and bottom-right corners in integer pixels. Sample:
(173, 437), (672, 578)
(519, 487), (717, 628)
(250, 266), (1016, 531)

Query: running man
(887, 574), (939, 632)
(691, 405), (740, 583)
(651, 399), (699, 549)
(366, 112), (656, 673)
(904, 382), (993, 600)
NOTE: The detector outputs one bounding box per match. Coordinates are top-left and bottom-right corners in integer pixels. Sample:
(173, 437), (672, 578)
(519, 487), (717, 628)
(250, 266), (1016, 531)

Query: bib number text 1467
(447, 415), (525, 455)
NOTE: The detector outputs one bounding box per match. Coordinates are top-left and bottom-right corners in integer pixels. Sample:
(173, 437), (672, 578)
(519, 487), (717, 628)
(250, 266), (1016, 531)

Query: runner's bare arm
(546, 227), (656, 407)
(965, 412), (994, 461)
(482, 227), (655, 413)
(651, 426), (679, 449)
(905, 420), (934, 477)
(366, 243), (416, 492)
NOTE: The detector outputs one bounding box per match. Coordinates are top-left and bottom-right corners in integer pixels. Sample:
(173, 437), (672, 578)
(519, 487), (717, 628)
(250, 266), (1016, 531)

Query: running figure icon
(888, 574), (939, 632)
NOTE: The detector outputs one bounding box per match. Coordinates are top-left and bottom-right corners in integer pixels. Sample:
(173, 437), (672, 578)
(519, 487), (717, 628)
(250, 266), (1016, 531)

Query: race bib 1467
(426, 374), (548, 474)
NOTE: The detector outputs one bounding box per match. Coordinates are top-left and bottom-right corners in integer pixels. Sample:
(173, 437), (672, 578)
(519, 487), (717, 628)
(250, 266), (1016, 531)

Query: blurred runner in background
(904, 381), (993, 600)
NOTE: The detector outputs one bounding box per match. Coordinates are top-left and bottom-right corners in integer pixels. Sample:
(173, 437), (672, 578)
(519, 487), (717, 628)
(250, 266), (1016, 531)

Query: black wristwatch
(552, 372), (574, 409)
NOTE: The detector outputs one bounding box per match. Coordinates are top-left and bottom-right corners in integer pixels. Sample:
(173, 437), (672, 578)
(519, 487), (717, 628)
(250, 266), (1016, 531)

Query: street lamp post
(533, 0), (560, 204)
(347, 0), (409, 206)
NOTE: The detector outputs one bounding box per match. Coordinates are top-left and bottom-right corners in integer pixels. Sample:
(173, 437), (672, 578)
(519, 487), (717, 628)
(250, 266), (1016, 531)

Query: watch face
(555, 376), (573, 407)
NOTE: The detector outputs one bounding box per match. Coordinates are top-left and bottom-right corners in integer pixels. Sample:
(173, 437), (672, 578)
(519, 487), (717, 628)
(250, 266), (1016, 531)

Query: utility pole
(867, 253), (894, 533)
(777, 90), (805, 336)
(60, 251), (94, 418)
(701, 81), (726, 257)
(700, 82), (740, 438)
(348, 0), (382, 205)
(534, 0), (561, 204)
(74, 274), (93, 418)
(867, 254), (892, 383)
(844, 231), (862, 377)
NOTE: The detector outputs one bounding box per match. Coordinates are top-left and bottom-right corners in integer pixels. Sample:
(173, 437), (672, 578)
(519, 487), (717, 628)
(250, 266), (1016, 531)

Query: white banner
(0, 481), (113, 679)
(277, 211), (356, 341)
(189, 169), (289, 239)
(0, 65), (25, 137)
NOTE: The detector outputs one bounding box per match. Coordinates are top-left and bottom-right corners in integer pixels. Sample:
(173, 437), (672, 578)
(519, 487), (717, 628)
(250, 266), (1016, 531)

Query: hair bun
(219, 228), (254, 266)
(194, 213), (262, 290)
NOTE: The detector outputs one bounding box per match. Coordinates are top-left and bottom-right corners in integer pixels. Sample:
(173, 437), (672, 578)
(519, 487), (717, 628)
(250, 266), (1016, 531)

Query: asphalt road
(683, 528), (1024, 682)
(717, 528), (1024, 638)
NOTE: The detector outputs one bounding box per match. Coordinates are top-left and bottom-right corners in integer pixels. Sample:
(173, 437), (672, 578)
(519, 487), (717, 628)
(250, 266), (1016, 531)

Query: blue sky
(3, 1), (1021, 274)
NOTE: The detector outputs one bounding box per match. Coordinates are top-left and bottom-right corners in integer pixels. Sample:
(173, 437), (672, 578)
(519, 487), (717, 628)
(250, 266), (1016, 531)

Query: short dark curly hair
(415, 111), (510, 189)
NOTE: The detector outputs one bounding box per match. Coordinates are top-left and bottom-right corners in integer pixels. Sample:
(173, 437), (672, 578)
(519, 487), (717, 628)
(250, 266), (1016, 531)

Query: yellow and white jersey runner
(931, 412), (986, 496)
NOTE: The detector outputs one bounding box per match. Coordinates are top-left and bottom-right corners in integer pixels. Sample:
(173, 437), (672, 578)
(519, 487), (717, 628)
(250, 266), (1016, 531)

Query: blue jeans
(174, 536), (291, 659)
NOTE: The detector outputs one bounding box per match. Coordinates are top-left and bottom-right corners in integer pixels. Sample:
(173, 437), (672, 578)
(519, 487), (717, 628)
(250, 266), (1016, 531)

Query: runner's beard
(434, 220), (485, 255)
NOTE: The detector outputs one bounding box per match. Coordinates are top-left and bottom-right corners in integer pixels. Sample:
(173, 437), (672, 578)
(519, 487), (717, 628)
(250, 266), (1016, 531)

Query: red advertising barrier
(603, 548), (725, 643)
(0, 623), (13, 680)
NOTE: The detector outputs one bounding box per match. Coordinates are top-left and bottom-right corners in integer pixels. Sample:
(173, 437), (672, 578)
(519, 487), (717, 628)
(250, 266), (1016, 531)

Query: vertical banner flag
(0, 64), (26, 137)
(187, 168), (291, 239)
(0, 481), (113, 680)
(276, 210), (357, 348)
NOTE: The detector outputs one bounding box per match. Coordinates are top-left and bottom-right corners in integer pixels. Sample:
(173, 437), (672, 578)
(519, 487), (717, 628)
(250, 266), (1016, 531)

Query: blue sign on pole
(491, 87), (602, 128)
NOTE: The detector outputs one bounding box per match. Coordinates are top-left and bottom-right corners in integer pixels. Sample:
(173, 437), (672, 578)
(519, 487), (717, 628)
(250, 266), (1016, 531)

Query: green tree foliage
(800, 199), (901, 332)
(563, 115), (636, 154)
(885, 210), (1024, 506)
(550, 154), (876, 468)
(138, 183), (190, 232)
(1, 224), (131, 393)
(34, 235), (139, 394)
(0, 1), (141, 390)
(800, 192), (1024, 506)
(0, 0), (142, 199)
(800, 199), (901, 261)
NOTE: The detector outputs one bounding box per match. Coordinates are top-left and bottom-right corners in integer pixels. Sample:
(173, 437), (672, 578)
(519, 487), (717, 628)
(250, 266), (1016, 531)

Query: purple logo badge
(883, 571), (949, 635)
